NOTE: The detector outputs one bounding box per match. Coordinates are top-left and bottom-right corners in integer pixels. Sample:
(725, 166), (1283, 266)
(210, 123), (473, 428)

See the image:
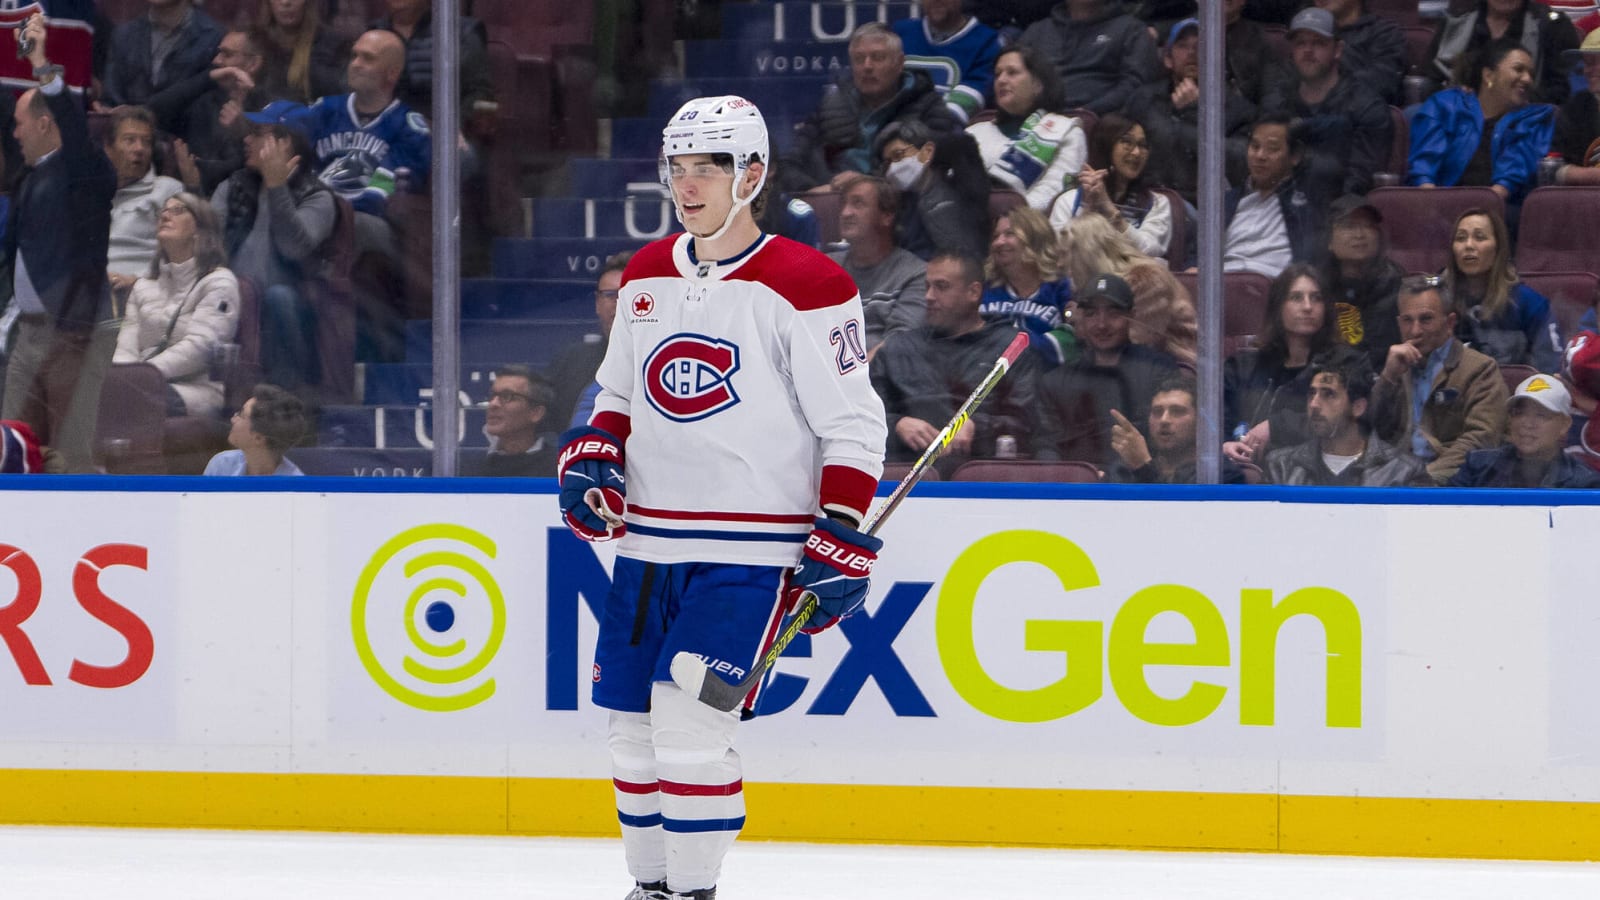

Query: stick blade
(668, 650), (709, 698)
(669, 650), (747, 713)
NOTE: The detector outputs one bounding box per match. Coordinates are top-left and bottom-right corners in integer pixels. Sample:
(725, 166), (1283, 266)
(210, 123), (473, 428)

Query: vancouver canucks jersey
(893, 16), (1004, 124)
(292, 94), (432, 215)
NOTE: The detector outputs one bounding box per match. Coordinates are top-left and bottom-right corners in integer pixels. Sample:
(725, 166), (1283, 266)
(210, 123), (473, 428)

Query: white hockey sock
(650, 681), (743, 893)
(608, 710), (667, 884)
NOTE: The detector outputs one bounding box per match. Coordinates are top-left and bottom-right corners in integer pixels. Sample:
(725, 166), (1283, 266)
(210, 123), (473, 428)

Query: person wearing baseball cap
(1122, 14), (1255, 205)
(1036, 271), (1181, 466)
(1447, 372), (1600, 487)
(1262, 6), (1392, 197)
(1323, 194), (1404, 368)
(1551, 28), (1600, 186)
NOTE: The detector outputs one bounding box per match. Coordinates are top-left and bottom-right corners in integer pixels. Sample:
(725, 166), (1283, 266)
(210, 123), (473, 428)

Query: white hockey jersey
(591, 233), (887, 567)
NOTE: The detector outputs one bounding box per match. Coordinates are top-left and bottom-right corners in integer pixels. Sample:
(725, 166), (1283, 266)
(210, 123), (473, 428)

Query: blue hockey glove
(787, 516), (883, 634)
(557, 426), (626, 542)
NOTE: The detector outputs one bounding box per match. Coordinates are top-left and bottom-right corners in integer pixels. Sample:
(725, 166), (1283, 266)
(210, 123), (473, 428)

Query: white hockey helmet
(659, 95), (770, 240)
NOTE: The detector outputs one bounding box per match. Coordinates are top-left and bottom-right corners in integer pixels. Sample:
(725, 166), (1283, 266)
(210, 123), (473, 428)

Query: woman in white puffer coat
(113, 192), (241, 418)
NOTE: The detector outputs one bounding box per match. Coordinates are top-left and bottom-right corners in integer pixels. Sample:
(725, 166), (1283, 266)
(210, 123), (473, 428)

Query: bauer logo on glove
(789, 516), (883, 634)
(802, 529), (876, 577)
(557, 426), (627, 542)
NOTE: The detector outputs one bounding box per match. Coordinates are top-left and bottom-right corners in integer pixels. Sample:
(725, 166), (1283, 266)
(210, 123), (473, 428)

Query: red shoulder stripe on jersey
(820, 464), (878, 521)
(620, 235), (680, 284)
(726, 236), (859, 311)
(591, 411), (632, 444)
(629, 505), (814, 524)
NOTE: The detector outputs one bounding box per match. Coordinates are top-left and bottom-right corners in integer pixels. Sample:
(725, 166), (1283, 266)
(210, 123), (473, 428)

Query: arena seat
(1378, 106), (1409, 185)
(1365, 186), (1504, 275)
(948, 459), (1101, 483)
(1368, 0), (1423, 25)
(801, 190), (843, 248)
(1173, 270), (1271, 352)
(880, 461), (940, 483)
(1518, 271), (1600, 341)
(1153, 187), (1188, 271)
(1514, 187), (1600, 275)
(1498, 363), (1538, 395)
(987, 189), (1027, 223)
(96, 363), (168, 474)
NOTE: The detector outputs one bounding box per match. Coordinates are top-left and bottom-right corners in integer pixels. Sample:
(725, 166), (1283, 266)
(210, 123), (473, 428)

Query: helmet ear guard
(660, 95), (771, 241)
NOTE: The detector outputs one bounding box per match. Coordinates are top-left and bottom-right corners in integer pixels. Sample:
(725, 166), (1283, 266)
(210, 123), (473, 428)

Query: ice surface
(0, 826), (1596, 899)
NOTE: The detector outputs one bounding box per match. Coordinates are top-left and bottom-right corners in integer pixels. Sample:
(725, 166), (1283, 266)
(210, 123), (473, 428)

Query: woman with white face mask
(964, 44), (1087, 212)
(872, 120), (990, 259)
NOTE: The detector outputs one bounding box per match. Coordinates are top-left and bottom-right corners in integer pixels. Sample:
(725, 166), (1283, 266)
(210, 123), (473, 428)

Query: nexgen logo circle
(351, 524), (506, 712)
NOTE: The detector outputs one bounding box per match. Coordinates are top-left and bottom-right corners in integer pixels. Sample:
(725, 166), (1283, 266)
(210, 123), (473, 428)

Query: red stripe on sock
(658, 779), (743, 797)
(613, 778), (659, 795)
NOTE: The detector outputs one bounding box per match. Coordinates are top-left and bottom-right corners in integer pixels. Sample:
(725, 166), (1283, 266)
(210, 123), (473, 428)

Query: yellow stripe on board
(0, 771), (1596, 862)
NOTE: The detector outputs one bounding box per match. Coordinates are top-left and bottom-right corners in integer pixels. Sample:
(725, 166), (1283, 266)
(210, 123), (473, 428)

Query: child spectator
(203, 384), (307, 475)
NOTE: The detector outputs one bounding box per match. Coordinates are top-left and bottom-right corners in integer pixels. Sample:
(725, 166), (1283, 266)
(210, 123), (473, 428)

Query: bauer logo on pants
(350, 524), (507, 712)
(643, 333), (742, 422)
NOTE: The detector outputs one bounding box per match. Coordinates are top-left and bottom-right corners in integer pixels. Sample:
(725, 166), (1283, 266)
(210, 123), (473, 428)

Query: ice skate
(623, 880), (670, 900)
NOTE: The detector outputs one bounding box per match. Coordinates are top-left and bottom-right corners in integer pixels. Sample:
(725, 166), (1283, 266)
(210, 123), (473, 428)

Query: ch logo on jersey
(632, 292), (656, 317)
(643, 334), (742, 422)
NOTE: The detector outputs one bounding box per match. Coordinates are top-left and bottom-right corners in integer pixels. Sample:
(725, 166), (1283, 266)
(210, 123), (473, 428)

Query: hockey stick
(669, 331), (1031, 712)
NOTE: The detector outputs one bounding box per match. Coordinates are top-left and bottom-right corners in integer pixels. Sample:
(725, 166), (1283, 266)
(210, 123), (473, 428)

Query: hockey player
(556, 97), (889, 900)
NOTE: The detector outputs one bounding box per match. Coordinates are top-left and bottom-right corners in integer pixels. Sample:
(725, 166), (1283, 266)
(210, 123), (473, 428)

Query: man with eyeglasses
(551, 250), (633, 430)
(474, 364), (558, 477)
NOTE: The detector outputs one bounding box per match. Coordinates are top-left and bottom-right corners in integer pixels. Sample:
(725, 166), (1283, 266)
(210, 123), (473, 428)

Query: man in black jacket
(1317, 0), (1409, 106)
(1019, 0), (1163, 114)
(1124, 17), (1255, 205)
(1261, 7), (1393, 197)
(1, 14), (118, 472)
(99, 0), (224, 133)
(870, 251), (1039, 472)
(1264, 346), (1432, 486)
(780, 22), (961, 192)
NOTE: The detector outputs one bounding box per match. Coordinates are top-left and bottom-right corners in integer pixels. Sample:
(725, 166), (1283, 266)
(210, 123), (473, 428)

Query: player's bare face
(668, 154), (736, 237)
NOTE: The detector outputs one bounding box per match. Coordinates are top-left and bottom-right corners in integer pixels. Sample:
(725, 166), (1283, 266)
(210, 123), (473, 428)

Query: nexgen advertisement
(0, 487), (1596, 855)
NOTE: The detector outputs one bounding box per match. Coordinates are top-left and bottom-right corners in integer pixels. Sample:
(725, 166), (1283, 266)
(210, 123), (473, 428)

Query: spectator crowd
(0, 0), (1596, 487)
